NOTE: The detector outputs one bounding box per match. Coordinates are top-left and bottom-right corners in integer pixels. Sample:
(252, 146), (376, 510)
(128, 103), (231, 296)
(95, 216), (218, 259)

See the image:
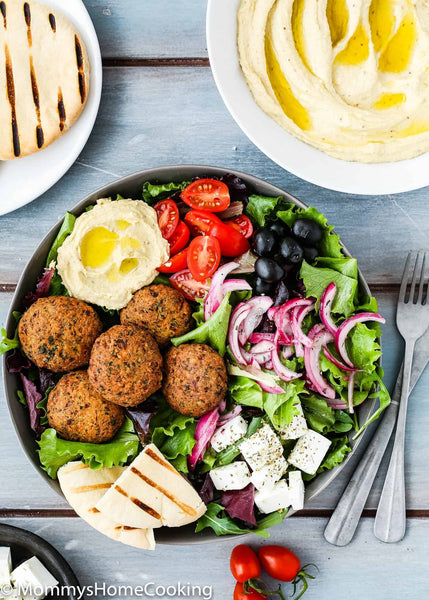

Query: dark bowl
(2, 165), (377, 545)
(0, 523), (79, 598)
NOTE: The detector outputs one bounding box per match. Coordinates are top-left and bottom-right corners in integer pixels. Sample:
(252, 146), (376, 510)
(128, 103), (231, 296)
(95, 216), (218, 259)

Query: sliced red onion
(271, 348), (301, 382)
(188, 406), (220, 470)
(250, 340), (275, 354)
(217, 405), (243, 426)
(242, 296), (273, 343)
(320, 282), (338, 335)
(222, 279), (252, 294)
(249, 332), (276, 344)
(228, 303), (251, 364)
(281, 345), (294, 360)
(231, 250), (257, 274)
(264, 360), (273, 370)
(304, 326), (336, 399)
(323, 345), (357, 373)
(228, 362), (284, 394)
(219, 399), (227, 413)
(217, 201), (244, 220)
(327, 398), (348, 410)
(335, 313), (386, 367)
(204, 262), (239, 320)
(347, 371), (355, 414)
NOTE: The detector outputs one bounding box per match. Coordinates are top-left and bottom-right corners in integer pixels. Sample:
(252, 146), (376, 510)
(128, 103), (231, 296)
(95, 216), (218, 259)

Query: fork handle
(374, 340), (415, 543)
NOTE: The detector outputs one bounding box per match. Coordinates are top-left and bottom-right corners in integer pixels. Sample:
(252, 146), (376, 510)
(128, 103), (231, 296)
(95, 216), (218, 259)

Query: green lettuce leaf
(229, 376), (264, 409)
(315, 257), (358, 279)
(0, 311), (22, 355)
(246, 195), (283, 227)
(171, 293), (232, 355)
(301, 394), (353, 434)
(300, 260), (358, 316)
(150, 398), (196, 469)
(38, 417), (140, 479)
(263, 379), (305, 430)
(142, 180), (190, 204)
(45, 212), (76, 267)
(196, 503), (287, 537)
(353, 371), (391, 438)
(347, 323), (381, 372)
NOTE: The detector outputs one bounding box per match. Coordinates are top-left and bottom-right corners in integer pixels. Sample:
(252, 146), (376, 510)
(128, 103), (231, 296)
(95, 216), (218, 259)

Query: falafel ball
(163, 343), (227, 417)
(18, 296), (103, 373)
(88, 324), (162, 407)
(47, 371), (124, 443)
(120, 284), (193, 346)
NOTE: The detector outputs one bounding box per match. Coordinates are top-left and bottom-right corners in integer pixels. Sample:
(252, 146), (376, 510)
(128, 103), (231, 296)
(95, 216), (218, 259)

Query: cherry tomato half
(187, 236), (221, 282)
(154, 199), (179, 240)
(258, 546), (301, 582)
(169, 220), (190, 255)
(184, 209), (222, 237)
(230, 545), (261, 583)
(227, 215), (254, 239)
(157, 248), (189, 273)
(170, 269), (211, 301)
(181, 179), (230, 212)
(208, 222), (250, 257)
(233, 583), (267, 600)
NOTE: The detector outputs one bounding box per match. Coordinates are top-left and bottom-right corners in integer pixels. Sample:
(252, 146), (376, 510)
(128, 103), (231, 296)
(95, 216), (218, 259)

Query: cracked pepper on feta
(279, 402), (308, 440)
(210, 461), (251, 491)
(288, 430), (332, 475)
(210, 416), (248, 453)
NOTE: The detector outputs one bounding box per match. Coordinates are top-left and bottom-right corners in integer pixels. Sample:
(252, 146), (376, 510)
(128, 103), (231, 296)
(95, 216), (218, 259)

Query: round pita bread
(0, 0), (90, 160)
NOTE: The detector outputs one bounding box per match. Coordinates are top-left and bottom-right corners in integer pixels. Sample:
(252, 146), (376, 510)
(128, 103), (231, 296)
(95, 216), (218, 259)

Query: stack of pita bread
(0, 0), (90, 160)
(58, 444), (207, 550)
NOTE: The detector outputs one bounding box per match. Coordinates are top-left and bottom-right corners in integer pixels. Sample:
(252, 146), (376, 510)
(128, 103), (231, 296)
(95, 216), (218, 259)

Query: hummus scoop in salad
(2, 174), (390, 549)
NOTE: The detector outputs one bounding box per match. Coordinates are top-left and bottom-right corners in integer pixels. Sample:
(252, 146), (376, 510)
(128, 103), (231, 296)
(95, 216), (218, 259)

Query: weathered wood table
(1, 1), (428, 598)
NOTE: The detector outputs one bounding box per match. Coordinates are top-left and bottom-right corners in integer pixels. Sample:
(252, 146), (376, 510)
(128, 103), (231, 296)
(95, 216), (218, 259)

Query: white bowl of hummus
(207, 0), (429, 194)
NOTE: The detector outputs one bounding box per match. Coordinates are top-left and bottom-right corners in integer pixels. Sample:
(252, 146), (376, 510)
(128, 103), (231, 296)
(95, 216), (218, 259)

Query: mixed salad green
(2, 173), (390, 538)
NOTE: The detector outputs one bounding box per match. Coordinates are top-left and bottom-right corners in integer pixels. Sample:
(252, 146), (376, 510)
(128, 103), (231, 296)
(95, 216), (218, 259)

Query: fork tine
(399, 252), (412, 303)
(409, 252), (421, 304)
(417, 251), (427, 305)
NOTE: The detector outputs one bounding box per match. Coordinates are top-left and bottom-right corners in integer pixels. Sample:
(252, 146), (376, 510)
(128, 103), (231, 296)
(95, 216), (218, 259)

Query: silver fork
(374, 251), (429, 543)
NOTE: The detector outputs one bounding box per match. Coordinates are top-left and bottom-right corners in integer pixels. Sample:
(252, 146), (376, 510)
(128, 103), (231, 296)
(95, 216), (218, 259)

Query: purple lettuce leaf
(221, 483), (257, 526)
(24, 268), (54, 308)
(126, 397), (159, 442)
(20, 373), (45, 437)
(199, 474), (214, 504)
(38, 368), (56, 395)
(6, 349), (30, 373)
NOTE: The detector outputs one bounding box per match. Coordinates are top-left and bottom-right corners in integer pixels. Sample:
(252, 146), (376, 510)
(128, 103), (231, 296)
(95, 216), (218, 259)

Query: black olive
(279, 237), (304, 264)
(273, 280), (290, 306)
(269, 220), (290, 238)
(252, 228), (278, 257)
(292, 218), (322, 246)
(255, 257), (284, 283)
(303, 246), (319, 263)
(253, 276), (275, 296)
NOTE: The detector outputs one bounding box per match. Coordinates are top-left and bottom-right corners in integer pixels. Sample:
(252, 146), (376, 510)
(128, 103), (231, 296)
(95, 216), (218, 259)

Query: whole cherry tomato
(233, 582), (267, 600)
(208, 222), (250, 257)
(230, 545), (261, 583)
(258, 546), (301, 582)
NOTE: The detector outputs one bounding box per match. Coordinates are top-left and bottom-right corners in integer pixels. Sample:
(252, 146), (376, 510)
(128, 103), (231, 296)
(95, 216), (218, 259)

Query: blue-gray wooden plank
(0, 68), (428, 284)
(83, 0), (208, 58)
(2, 516), (428, 598)
(1, 290), (428, 510)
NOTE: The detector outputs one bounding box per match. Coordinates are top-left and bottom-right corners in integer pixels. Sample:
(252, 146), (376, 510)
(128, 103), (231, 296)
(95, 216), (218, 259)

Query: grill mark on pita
(23, 2), (32, 46)
(48, 13), (56, 32)
(114, 525), (138, 531)
(88, 507), (100, 514)
(71, 483), (112, 493)
(0, 2), (6, 28)
(5, 44), (20, 157)
(130, 467), (198, 517)
(145, 448), (177, 473)
(114, 485), (161, 519)
(75, 35), (86, 103)
(29, 56), (44, 148)
(57, 88), (66, 131)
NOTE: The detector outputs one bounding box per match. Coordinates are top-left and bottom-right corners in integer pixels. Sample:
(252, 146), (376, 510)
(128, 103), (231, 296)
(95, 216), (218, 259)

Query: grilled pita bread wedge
(58, 461), (155, 550)
(0, 0), (90, 159)
(96, 444), (207, 529)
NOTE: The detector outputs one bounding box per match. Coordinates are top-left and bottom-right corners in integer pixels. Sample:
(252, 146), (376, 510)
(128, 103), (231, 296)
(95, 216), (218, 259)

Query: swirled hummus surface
(57, 199), (169, 310)
(237, 0), (429, 162)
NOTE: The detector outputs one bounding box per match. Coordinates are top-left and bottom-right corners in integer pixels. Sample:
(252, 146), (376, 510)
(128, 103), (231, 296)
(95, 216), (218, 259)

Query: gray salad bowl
(3, 165), (379, 545)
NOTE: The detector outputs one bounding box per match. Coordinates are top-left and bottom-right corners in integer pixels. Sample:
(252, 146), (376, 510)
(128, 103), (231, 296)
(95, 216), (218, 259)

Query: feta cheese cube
(250, 456), (288, 491)
(254, 480), (291, 514)
(239, 424), (283, 471)
(288, 470), (305, 510)
(209, 461), (251, 491)
(279, 403), (308, 440)
(11, 556), (58, 600)
(211, 416), (248, 453)
(0, 547), (12, 586)
(288, 430), (331, 475)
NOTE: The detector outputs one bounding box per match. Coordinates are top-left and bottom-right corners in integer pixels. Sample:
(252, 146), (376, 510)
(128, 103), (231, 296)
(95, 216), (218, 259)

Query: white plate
(0, 0), (102, 216)
(207, 0), (429, 195)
